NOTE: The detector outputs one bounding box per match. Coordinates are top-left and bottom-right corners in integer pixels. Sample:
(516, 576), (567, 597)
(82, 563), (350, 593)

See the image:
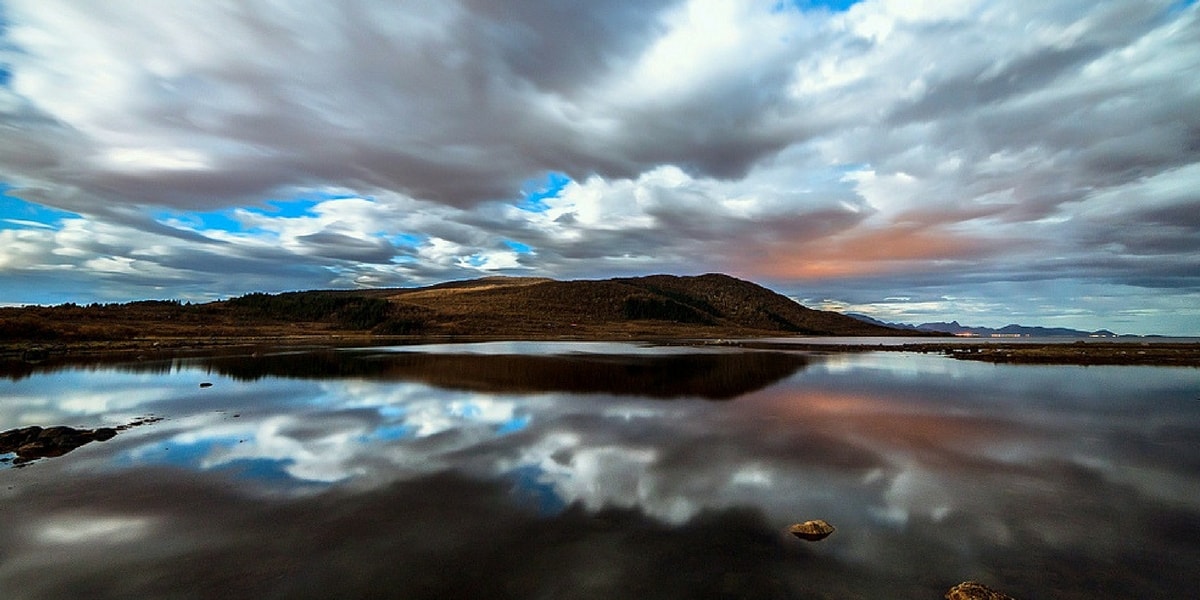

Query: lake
(2, 342), (1198, 599)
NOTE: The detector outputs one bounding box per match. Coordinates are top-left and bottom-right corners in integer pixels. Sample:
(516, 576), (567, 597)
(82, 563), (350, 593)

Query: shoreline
(3, 335), (1199, 368)
(730, 339), (1200, 367)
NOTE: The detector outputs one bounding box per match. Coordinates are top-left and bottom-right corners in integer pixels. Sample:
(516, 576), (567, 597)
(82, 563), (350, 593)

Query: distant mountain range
(846, 314), (1119, 338)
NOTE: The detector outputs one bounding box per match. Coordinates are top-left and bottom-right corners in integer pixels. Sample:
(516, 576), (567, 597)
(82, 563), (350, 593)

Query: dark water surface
(1, 342), (1198, 599)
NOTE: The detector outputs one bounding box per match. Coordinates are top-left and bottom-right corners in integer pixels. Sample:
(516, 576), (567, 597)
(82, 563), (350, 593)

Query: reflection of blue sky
(506, 464), (567, 515)
(123, 434), (243, 468)
(361, 423), (416, 443)
(55, 373), (544, 486)
(497, 414), (531, 435)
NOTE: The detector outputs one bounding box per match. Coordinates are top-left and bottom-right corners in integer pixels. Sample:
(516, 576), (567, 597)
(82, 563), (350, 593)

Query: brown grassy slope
(0, 273), (904, 351)
(382, 273), (900, 336)
(616, 273), (884, 335)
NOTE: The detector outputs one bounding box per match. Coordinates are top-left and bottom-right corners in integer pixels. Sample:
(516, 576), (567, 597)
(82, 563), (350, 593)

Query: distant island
(847, 314), (1120, 338)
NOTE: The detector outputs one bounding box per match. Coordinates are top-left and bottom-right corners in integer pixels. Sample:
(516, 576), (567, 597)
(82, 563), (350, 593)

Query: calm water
(1, 342), (1198, 599)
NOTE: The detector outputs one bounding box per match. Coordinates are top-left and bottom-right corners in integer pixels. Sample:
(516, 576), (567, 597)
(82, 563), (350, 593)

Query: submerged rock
(787, 519), (835, 541)
(21, 347), (50, 363)
(946, 581), (1016, 600)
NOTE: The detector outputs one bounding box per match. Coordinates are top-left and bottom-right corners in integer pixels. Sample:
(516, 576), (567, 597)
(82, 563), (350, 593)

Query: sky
(0, 0), (1197, 335)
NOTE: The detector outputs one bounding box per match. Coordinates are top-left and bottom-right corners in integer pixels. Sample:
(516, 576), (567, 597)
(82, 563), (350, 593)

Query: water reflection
(0, 344), (1198, 599)
(190, 347), (811, 400)
(2, 345), (809, 400)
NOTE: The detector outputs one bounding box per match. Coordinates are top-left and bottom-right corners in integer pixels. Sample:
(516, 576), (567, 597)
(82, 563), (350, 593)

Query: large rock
(946, 581), (1016, 600)
(0, 425), (119, 465)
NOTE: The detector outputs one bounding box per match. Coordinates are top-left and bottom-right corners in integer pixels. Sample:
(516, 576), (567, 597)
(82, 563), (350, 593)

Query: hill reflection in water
(2, 344), (810, 400)
(194, 348), (810, 400)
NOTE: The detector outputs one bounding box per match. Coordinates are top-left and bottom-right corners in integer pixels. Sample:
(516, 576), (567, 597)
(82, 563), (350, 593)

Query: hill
(368, 273), (902, 337)
(1, 274), (904, 349)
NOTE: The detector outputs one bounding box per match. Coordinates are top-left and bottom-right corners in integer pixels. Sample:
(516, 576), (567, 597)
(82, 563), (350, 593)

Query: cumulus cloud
(0, 0), (1197, 332)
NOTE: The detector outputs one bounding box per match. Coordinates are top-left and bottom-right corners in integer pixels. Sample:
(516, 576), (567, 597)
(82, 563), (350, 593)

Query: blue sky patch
(504, 240), (534, 254)
(243, 197), (323, 219)
(0, 186), (81, 230)
(775, 0), (861, 13)
(0, 65), (10, 88)
(519, 172), (571, 212)
(390, 233), (425, 247)
(1169, 0), (1198, 15)
(158, 208), (245, 232)
(155, 207), (254, 235)
(163, 193), (334, 233)
(156, 195), (329, 235)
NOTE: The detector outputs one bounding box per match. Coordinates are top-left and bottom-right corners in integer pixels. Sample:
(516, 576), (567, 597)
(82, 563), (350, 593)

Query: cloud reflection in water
(0, 345), (1198, 598)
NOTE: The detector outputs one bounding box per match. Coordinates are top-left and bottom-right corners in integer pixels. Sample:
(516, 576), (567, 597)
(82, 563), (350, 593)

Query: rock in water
(787, 519), (835, 541)
(1, 424), (121, 465)
(946, 581), (1016, 600)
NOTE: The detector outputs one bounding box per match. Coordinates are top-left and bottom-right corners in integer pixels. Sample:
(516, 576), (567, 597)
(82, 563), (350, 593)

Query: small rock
(199, 382), (213, 388)
(946, 581), (1016, 600)
(788, 519), (835, 541)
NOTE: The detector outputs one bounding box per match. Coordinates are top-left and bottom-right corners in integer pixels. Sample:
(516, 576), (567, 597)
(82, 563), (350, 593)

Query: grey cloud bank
(0, 0), (1197, 334)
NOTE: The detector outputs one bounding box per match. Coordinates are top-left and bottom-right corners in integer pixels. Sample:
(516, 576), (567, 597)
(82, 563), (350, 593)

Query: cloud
(742, 222), (1013, 279)
(0, 0), (1197, 332)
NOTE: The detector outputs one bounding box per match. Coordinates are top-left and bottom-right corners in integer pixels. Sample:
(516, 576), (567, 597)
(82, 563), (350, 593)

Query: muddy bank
(732, 340), (1200, 367)
(897, 341), (1200, 366)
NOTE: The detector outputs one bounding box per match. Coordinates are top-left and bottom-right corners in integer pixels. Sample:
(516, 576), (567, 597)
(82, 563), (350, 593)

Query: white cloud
(838, 0), (983, 43)
(0, 0), (1196, 332)
(98, 148), (211, 173)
